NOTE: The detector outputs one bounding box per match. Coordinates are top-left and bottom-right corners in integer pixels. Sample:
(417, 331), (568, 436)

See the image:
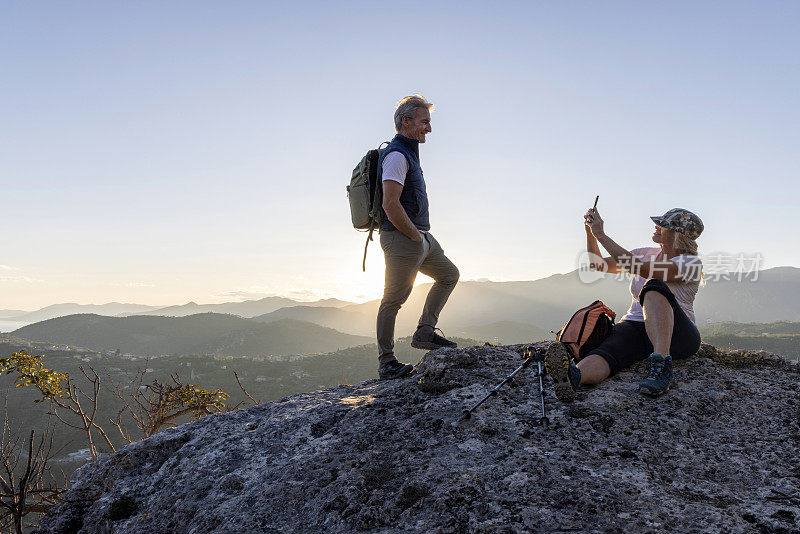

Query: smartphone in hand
(586, 195), (599, 223)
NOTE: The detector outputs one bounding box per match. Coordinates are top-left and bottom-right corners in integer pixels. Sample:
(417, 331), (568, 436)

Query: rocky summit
(37, 343), (799, 533)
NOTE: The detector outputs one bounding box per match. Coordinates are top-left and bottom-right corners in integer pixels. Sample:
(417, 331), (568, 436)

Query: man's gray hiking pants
(377, 230), (459, 363)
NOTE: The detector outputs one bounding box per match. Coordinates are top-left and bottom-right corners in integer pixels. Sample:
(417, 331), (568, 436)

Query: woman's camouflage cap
(650, 208), (704, 240)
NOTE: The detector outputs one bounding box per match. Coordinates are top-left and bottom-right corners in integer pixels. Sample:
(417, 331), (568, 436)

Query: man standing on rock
(376, 95), (460, 380)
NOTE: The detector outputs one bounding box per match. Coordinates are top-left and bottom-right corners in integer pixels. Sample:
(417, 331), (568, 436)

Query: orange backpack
(556, 300), (616, 361)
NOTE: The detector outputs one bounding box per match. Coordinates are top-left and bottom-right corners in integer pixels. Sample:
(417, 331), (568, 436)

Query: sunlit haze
(2, 2), (798, 310)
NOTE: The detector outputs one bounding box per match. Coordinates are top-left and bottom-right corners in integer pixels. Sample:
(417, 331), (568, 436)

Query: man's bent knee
(378, 301), (403, 317)
(380, 285), (415, 308)
(439, 267), (459, 286)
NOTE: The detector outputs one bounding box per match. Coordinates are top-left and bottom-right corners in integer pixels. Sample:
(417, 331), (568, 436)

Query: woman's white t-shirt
(621, 247), (703, 324)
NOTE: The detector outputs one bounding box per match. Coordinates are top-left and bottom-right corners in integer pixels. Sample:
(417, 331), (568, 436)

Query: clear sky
(2, 1), (798, 310)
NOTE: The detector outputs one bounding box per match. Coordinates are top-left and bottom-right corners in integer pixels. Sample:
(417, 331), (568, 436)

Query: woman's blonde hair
(673, 232), (705, 285)
(674, 232), (698, 256)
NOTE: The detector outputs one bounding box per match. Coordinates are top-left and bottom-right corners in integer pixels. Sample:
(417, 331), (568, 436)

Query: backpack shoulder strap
(362, 141), (390, 272)
(362, 220), (375, 272)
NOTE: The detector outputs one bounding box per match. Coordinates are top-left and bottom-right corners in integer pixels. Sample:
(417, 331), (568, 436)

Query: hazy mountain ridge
(129, 296), (356, 318)
(12, 313), (370, 357)
(1, 297), (357, 324)
(252, 306), (372, 335)
(5, 267), (800, 340)
(339, 266), (800, 334)
(693, 266), (800, 322)
(6, 303), (161, 323)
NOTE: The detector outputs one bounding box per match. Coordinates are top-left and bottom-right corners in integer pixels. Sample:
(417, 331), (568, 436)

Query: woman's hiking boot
(544, 342), (579, 403)
(379, 359), (414, 380)
(637, 353), (675, 396)
(411, 326), (457, 350)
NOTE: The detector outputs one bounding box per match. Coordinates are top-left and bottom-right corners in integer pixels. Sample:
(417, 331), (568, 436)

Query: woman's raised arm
(586, 209), (684, 282)
(584, 209), (623, 274)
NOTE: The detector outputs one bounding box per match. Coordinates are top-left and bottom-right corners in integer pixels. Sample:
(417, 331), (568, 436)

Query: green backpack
(347, 142), (388, 271)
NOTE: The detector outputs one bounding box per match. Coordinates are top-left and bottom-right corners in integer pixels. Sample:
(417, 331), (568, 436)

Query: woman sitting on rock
(545, 207), (704, 401)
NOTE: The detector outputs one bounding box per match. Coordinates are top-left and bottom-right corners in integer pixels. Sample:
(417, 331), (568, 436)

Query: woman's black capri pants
(586, 278), (701, 375)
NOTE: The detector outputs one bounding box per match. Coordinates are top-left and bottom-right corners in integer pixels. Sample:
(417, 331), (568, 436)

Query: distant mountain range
(3, 303), (160, 323)
(335, 266), (800, 335)
(1, 297), (355, 323)
(130, 297), (355, 318)
(252, 306), (371, 334)
(12, 313), (370, 357)
(5, 267), (800, 344)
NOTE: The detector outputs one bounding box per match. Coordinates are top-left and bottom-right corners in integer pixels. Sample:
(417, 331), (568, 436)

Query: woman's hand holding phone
(584, 196), (604, 237)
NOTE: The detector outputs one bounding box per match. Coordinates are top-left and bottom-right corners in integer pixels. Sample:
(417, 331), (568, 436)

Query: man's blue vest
(378, 134), (431, 232)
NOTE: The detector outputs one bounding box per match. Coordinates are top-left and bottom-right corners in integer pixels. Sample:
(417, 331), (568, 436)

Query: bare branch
(233, 371), (259, 406)
(0, 406), (65, 533)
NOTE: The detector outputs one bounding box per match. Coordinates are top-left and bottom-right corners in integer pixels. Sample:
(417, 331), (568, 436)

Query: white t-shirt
(621, 247), (703, 323)
(381, 151), (409, 185)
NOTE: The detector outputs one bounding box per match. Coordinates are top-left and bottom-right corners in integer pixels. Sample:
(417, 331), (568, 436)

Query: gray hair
(394, 95), (434, 131)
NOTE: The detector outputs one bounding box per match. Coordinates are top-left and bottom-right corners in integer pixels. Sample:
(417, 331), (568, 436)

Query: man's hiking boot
(544, 342), (579, 403)
(379, 359), (414, 380)
(411, 326), (457, 351)
(637, 353), (674, 396)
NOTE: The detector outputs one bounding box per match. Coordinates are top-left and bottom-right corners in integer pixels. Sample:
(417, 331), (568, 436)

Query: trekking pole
(461, 345), (549, 427)
(533, 357), (549, 428)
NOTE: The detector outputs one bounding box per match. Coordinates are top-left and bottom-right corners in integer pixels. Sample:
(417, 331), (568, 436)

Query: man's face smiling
(402, 107), (432, 143)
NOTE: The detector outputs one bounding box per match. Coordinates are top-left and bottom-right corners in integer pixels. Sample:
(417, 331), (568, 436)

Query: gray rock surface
(37, 343), (800, 533)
